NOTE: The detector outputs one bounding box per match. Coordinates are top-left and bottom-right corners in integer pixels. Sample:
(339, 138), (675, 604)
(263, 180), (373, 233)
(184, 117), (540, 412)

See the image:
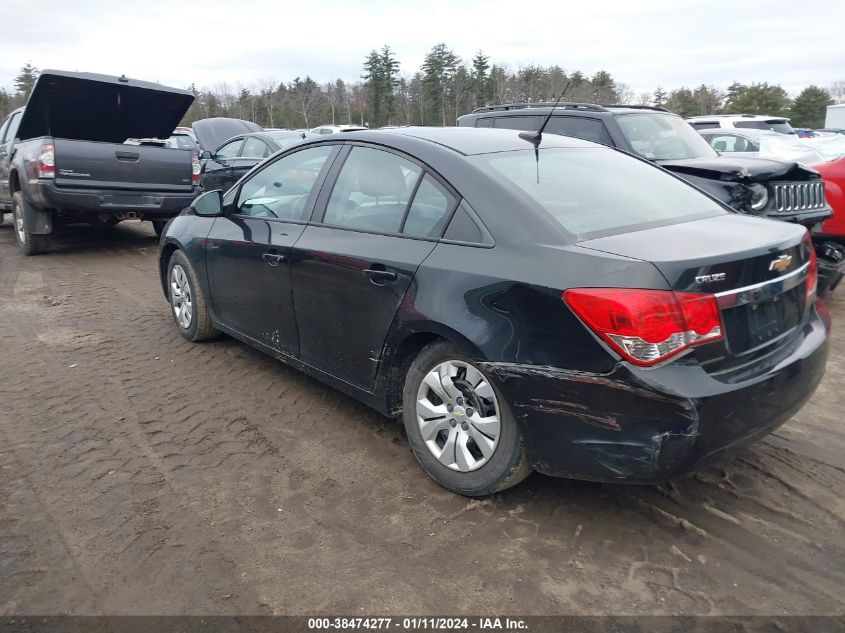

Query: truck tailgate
(54, 139), (194, 192)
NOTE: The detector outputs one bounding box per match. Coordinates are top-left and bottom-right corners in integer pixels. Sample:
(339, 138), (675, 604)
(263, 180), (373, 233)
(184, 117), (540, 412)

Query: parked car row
(0, 69), (833, 496)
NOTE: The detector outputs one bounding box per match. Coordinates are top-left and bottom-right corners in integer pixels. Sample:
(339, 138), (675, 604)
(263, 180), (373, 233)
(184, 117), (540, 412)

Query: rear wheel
(12, 192), (50, 256)
(402, 341), (531, 496)
(167, 249), (218, 342)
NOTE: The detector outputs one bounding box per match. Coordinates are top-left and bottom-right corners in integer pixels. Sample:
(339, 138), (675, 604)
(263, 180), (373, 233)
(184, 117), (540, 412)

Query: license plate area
(722, 285), (803, 354)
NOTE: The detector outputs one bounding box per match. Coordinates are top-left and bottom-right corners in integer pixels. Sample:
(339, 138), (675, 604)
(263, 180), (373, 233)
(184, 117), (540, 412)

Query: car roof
(687, 114), (790, 121)
(335, 126), (600, 156)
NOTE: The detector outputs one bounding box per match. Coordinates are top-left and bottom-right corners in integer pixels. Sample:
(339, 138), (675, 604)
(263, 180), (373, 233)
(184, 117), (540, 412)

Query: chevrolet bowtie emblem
(769, 254), (792, 273)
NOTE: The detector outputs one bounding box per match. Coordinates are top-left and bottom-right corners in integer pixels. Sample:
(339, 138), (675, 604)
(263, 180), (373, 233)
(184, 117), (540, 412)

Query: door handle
(363, 268), (398, 284)
(262, 253), (286, 266)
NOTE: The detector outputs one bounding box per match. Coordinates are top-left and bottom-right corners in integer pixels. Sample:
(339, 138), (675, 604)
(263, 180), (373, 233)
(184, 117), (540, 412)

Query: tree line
(3, 51), (845, 130)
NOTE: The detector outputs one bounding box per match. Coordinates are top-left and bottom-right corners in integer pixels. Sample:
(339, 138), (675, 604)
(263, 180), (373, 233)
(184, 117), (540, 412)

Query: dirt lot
(0, 220), (843, 616)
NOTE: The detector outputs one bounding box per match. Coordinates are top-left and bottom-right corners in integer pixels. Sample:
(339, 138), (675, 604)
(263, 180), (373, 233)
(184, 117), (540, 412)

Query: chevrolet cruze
(158, 127), (829, 496)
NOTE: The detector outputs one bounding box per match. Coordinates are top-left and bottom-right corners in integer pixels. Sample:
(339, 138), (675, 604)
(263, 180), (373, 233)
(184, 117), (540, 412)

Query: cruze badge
(695, 273), (726, 284)
(769, 255), (792, 273)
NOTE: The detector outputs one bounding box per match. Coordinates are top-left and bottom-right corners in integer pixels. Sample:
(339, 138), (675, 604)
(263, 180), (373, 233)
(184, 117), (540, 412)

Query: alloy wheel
(170, 264), (193, 329)
(13, 204), (26, 244)
(415, 360), (501, 472)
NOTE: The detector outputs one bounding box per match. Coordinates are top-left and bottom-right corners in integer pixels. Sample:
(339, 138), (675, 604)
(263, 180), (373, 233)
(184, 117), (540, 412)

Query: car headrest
(357, 156), (407, 198)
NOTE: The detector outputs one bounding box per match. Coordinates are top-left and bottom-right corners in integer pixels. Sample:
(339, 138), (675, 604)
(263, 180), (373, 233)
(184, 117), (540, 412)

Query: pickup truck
(0, 70), (201, 255)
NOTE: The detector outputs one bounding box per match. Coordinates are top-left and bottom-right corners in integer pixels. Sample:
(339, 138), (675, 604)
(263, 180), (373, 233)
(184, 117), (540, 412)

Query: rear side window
(544, 116), (612, 146)
(492, 116), (543, 131)
(471, 147), (725, 239)
(402, 175), (456, 238)
(0, 116), (11, 143)
(734, 120), (795, 134)
(475, 118), (492, 128)
(3, 112), (21, 143)
(323, 146), (422, 233)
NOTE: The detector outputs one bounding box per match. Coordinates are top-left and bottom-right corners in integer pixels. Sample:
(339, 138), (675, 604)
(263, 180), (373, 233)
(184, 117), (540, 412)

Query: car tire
(402, 341), (532, 496)
(167, 249), (218, 342)
(12, 192), (51, 256)
(152, 220), (167, 238)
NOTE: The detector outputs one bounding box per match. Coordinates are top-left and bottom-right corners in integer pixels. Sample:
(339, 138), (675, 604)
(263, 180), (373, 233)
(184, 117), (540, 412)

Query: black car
(158, 127), (828, 496)
(198, 129), (312, 193)
(458, 103), (843, 296)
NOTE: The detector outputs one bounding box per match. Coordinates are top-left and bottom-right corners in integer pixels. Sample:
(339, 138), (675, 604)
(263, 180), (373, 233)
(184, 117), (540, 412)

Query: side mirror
(201, 150), (213, 160)
(190, 190), (223, 217)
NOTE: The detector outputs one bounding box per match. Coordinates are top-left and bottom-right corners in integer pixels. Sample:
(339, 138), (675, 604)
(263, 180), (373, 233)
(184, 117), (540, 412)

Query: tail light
(804, 232), (818, 302)
(191, 152), (201, 186)
(563, 288), (724, 367)
(38, 143), (55, 178)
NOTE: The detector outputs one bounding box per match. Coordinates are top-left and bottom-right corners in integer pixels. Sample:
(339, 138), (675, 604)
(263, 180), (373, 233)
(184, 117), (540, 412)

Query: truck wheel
(167, 249), (218, 342)
(152, 220), (168, 238)
(12, 192), (51, 256)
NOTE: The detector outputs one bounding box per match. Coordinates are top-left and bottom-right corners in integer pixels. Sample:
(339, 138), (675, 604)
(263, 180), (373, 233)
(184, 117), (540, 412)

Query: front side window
(3, 112), (21, 144)
(215, 138), (243, 159)
(706, 134), (757, 152)
(323, 146), (422, 234)
(615, 112), (718, 160)
(0, 116), (11, 143)
(471, 147), (725, 239)
(235, 145), (334, 220)
(241, 137), (270, 158)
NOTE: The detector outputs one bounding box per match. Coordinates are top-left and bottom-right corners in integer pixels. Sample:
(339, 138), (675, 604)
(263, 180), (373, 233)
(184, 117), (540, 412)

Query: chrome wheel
(416, 360), (501, 472)
(170, 264), (193, 329)
(13, 204), (26, 244)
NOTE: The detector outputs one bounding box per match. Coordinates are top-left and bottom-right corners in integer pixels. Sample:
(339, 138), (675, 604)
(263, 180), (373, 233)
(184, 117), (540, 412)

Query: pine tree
(791, 86), (833, 128)
(652, 86), (667, 107)
(471, 51), (491, 107)
(422, 43), (460, 126)
(14, 63), (39, 100)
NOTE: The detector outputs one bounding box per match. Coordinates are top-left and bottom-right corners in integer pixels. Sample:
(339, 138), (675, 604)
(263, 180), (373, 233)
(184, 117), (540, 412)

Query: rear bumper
(30, 180), (199, 217)
(485, 309), (829, 483)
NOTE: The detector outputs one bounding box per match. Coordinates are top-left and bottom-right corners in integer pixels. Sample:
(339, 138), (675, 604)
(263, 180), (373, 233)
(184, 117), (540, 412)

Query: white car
(309, 124), (368, 135)
(698, 128), (845, 163)
(687, 114), (795, 135)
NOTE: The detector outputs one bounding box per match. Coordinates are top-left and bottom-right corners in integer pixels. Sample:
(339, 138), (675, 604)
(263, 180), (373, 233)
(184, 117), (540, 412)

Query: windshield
(734, 120), (795, 134)
(471, 148), (725, 239)
(615, 112), (718, 160)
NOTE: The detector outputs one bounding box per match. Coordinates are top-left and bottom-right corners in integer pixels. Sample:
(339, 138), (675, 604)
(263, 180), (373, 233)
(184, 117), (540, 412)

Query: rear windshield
(734, 120), (795, 134)
(471, 148), (725, 239)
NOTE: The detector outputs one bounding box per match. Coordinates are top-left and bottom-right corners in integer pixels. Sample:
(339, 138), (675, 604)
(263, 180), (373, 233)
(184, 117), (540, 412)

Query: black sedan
(199, 130), (312, 193)
(158, 127), (829, 496)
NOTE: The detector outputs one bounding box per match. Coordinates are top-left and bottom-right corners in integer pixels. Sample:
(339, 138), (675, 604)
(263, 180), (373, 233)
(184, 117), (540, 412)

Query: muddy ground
(0, 220), (843, 616)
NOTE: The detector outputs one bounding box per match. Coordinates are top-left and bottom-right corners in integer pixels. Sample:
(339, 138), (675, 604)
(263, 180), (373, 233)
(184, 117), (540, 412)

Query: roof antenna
(518, 80), (571, 147)
(519, 80), (570, 183)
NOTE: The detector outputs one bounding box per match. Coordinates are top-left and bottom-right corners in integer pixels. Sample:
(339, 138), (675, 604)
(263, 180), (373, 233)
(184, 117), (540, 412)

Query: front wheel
(12, 192), (50, 256)
(167, 249), (218, 342)
(402, 341), (531, 496)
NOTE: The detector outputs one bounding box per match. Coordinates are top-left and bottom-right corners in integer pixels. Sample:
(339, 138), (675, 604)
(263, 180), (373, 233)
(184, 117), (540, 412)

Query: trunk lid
(54, 139), (193, 192)
(17, 70), (193, 143)
(577, 214), (812, 362)
(192, 117), (263, 152)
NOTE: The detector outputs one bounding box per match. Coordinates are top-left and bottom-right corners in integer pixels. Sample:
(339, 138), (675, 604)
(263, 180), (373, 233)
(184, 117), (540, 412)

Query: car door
(291, 144), (458, 390)
(0, 111), (21, 207)
(201, 137), (244, 192)
(205, 144), (339, 355)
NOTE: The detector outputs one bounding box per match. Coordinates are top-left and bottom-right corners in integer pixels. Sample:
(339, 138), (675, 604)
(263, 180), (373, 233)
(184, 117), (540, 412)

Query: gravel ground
(0, 220), (843, 616)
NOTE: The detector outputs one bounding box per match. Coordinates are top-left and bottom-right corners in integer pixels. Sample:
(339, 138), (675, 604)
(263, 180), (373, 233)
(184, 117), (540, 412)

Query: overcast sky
(1, 0), (843, 97)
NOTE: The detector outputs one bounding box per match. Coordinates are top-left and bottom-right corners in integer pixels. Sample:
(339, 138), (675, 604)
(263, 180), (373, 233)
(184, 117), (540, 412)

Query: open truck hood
(16, 69), (194, 143)
(192, 117), (263, 152)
